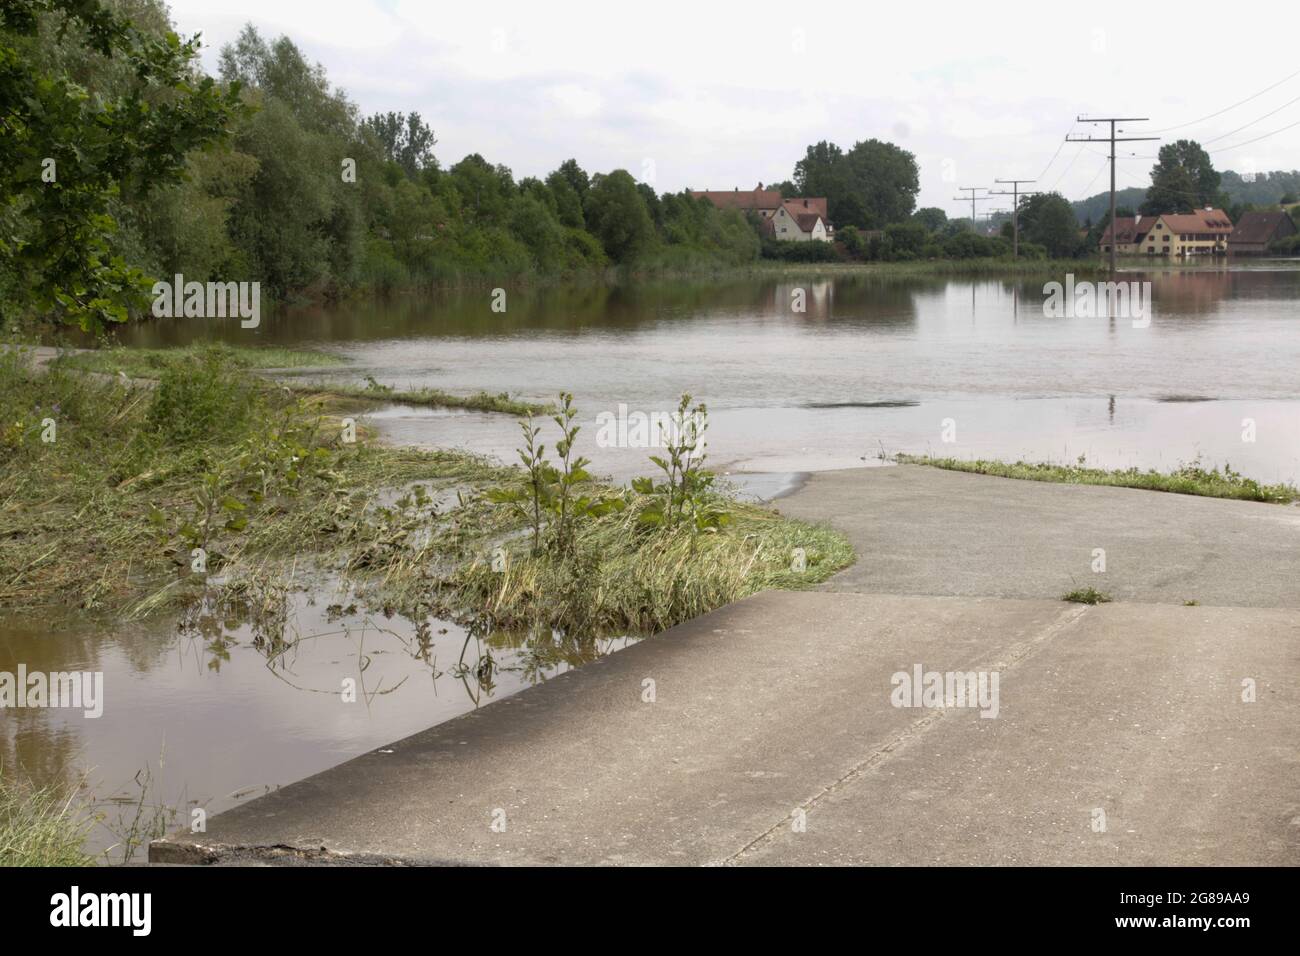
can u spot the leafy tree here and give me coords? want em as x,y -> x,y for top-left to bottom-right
509,194 -> 567,271
362,111 -> 437,177
793,141 -> 849,215
545,170 -> 585,228
1,0 -> 241,330
843,139 -> 919,226
1141,139 -> 1226,215
882,222 -> 929,260
584,170 -> 653,263
1016,193 -> 1081,258
911,207 -> 948,232
447,153 -> 516,226
792,138 -> 919,228
553,158 -> 590,205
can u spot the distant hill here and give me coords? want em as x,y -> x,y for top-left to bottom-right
1070,169 -> 1300,225
1220,169 -> 1300,206
1071,188 -> 1147,227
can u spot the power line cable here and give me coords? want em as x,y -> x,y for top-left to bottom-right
1147,67 -> 1300,134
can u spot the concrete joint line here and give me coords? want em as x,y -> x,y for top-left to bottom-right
719,603 -> 1091,865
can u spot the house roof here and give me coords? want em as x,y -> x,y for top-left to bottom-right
782,197 -> 828,222
689,188 -> 783,211
1229,210 -> 1296,244
1156,208 -> 1233,233
1100,215 -> 1158,244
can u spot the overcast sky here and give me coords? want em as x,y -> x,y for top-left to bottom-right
167,0 -> 1300,218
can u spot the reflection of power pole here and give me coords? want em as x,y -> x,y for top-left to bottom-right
989,180 -> 1039,257
953,187 -> 988,233
1067,118 -> 1158,274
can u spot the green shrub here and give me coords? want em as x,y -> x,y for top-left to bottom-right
147,349 -> 256,445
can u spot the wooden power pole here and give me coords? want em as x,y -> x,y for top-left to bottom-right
989,180 -> 1039,258
953,187 -> 989,233
1067,118 -> 1158,273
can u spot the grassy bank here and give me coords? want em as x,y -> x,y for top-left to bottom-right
0,779 -> 94,867
898,454 -> 1299,504
2,352 -> 851,639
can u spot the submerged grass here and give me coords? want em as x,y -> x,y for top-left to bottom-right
283,378 -> 552,416
0,777 -> 94,867
51,342 -> 344,376
2,351 -> 851,641
897,454 -> 1299,504
51,343 -> 548,416
0,348 -> 511,614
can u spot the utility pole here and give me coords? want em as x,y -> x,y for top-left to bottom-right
953,187 -> 988,233
989,180 -> 1039,258
1067,118 -> 1158,274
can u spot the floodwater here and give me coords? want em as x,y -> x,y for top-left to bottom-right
114,264 -> 1300,484
7,263 -> 1300,860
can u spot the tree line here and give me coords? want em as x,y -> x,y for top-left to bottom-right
1,1 -> 762,333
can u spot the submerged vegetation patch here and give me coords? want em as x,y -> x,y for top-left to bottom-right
1,353 -> 853,643
283,376 -> 553,417
51,344 -> 549,416
50,343 -> 345,377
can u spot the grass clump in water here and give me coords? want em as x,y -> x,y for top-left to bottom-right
448,394 -> 854,635
284,375 -> 552,416
897,454 -> 1298,504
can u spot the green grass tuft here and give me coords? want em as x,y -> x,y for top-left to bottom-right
1063,587 -> 1112,605
897,454 -> 1298,504
0,778 -> 94,867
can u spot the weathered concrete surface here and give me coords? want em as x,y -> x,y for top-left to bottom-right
152,591 -> 1300,866
775,464 -> 1300,608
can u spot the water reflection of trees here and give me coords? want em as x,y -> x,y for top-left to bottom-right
106,274 -> 939,347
